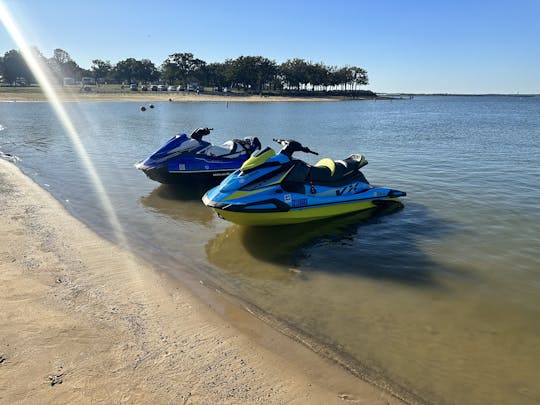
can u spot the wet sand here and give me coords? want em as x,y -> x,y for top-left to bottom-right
0,158 -> 400,404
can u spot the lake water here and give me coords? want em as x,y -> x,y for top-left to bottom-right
1,96 -> 539,404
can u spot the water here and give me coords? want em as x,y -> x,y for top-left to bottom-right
1,96 -> 539,404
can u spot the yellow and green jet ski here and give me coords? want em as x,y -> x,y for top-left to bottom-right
202,139 -> 406,226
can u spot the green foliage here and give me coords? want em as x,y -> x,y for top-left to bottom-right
113,58 -> 159,84
161,52 -> 206,84
225,56 -> 277,93
91,59 -> 112,82
0,46 -> 369,92
280,59 -> 369,90
198,62 -> 228,87
280,58 -> 311,89
160,60 -> 177,85
138,59 -> 160,83
1,49 -> 33,85
53,48 -> 71,65
48,48 -> 86,82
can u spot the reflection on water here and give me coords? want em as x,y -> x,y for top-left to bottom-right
206,202 -> 457,286
205,205 -> 412,290
140,184 -> 214,225
206,205 -> 400,272
218,209 -> 389,265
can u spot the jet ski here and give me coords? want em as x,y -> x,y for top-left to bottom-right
202,138 -> 406,226
135,127 -> 261,185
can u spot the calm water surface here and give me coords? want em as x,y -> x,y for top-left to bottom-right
1,96 -> 539,404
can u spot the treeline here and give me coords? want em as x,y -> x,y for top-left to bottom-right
0,48 -> 368,93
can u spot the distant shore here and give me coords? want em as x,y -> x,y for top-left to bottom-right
0,86 -> 378,103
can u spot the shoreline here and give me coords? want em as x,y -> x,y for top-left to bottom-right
0,158 -> 401,404
0,88 -> 354,103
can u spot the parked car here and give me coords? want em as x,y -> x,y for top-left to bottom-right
141,85 -> 148,91
177,85 -> 185,91
130,83 -> 138,91
167,85 -> 176,92
157,85 -> 167,91
151,85 -> 158,91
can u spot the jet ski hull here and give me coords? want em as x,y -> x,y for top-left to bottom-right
208,198 -> 401,226
136,163 -> 235,185
203,183 -> 405,226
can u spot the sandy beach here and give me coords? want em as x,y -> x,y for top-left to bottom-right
0,87 -> 345,103
0,158 -> 400,403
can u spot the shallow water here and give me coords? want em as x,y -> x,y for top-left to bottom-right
1,96 -> 539,404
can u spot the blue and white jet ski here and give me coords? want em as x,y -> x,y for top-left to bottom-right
135,127 -> 261,185
202,138 -> 406,226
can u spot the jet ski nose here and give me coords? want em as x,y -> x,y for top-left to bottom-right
134,161 -> 147,170
388,189 -> 406,198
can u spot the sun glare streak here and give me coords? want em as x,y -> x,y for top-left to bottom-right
0,2 -> 127,247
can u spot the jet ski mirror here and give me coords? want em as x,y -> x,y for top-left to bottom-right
190,127 -> 214,142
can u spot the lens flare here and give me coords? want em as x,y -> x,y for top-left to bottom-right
0,2 -> 127,247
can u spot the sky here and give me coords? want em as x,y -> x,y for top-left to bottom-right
1,0 -> 539,94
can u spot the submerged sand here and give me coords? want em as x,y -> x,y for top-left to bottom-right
0,159 -> 400,404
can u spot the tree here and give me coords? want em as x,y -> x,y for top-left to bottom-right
227,56 -> 277,93
305,62 -> 329,88
1,49 -> 32,85
198,62 -> 228,88
328,67 -> 350,87
53,48 -> 72,65
91,59 -> 112,83
279,59 -> 368,92
163,52 -> 206,84
63,60 -> 84,80
138,59 -> 159,83
47,48 -> 83,82
113,58 -> 139,83
251,56 -> 278,93
328,66 -> 368,89
113,58 -> 158,84
160,60 -> 177,85
351,66 -> 368,86
279,58 -> 311,90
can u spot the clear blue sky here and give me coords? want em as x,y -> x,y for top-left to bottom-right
1,0 -> 539,94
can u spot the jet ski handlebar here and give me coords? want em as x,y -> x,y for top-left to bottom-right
273,138 -> 319,158
190,127 -> 214,141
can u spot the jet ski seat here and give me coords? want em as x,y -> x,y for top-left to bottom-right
205,138 -> 258,158
310,154 -> 368,184
337,154 -> 368,174
315,158 -> 336,175
205,141 -> 238,157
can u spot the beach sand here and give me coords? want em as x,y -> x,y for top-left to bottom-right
0,159 -> 400,404
0,87 -> 340,103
